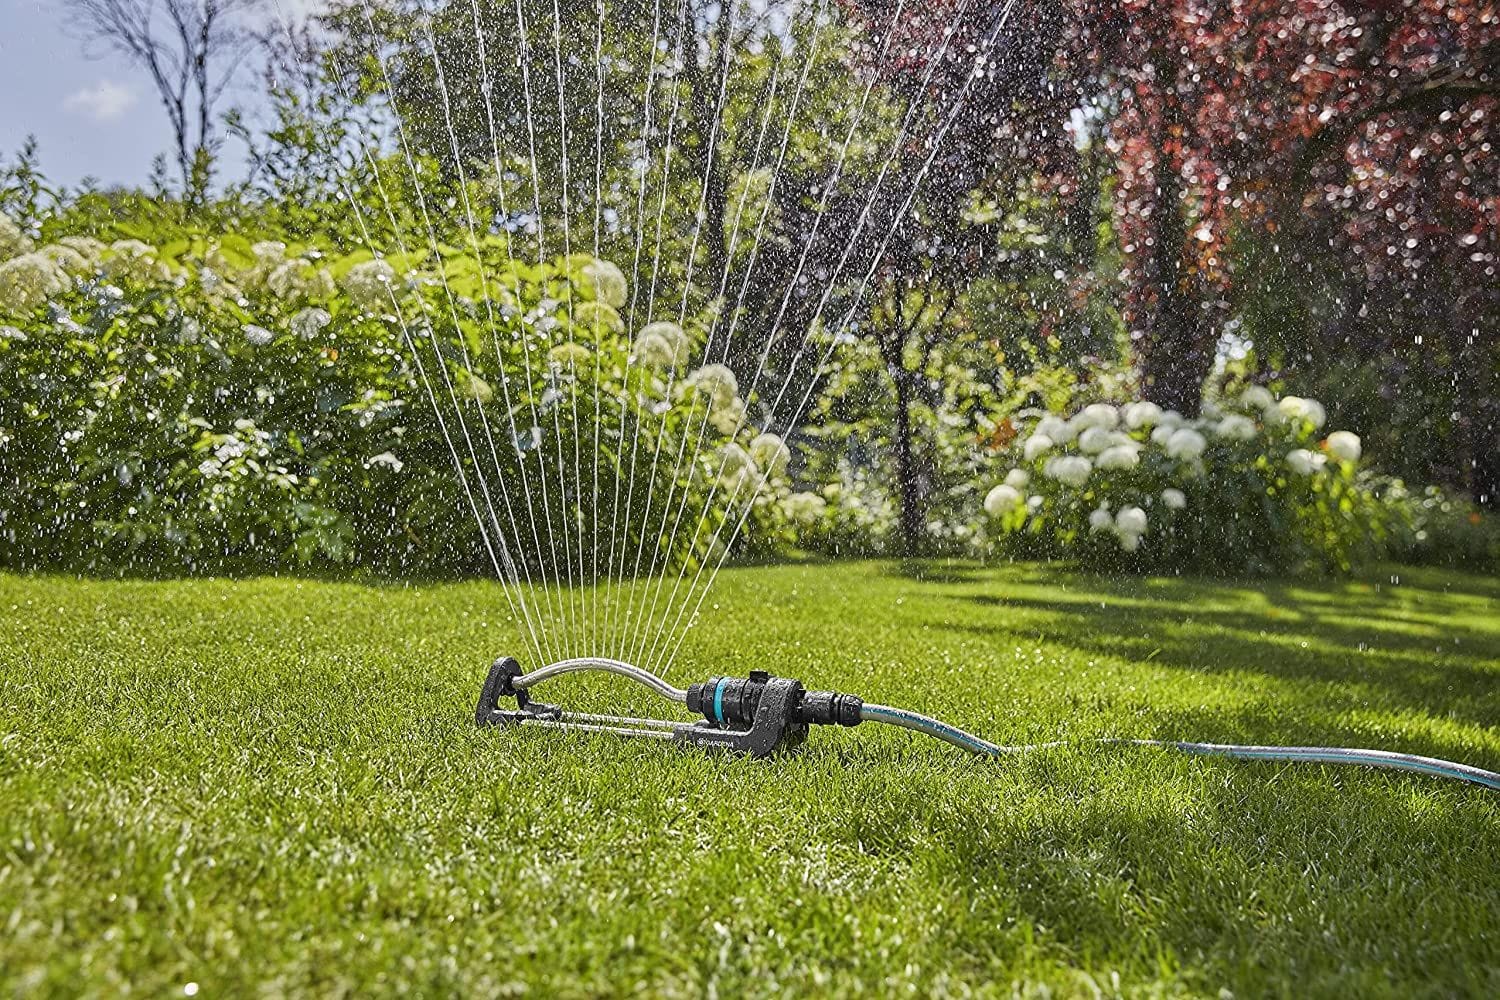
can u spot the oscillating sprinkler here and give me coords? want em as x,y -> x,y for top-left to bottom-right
476,657 -> 862,756
475,656 -> 1500,791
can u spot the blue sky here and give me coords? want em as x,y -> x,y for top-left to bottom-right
1,0 -> 182,188
0,1 -> 321,189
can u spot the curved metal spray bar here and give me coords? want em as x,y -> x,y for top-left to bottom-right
513,657 -> 688,703
498,659 -> 1500,792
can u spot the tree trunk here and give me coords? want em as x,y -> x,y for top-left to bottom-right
887,359 -> 925,557
1136,98 -> 1213,417
1139,301 -> 1213,416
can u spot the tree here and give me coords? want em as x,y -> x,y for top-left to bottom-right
63,0 -> 263,206
1243,63 -> 1498,501
825,0 -> 1103,553
832,0 -> 1498,529
1079,0 -> 1497,417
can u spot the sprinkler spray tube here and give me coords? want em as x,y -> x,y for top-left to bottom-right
475,656 -> 1500,791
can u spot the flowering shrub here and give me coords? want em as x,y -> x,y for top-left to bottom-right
0,213 -> 801,574
982,389 -> 1407,574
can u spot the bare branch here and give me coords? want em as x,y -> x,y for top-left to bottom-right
61,0 -> 263,203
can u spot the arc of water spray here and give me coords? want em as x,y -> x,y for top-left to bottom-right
342,182 -> 548,665
614,0 -> 700,660
352,0 -> 567,658
640,0 -> 975,672
275,0 -> 1014,673
343,17 -> 552,656
626,38 -> 790,667
603,0 -> 756,665
420,13 -> 561,663
651,0 -> 1021,677
270,1 -> 550,665
466,0 -> 563,660
618,0 -> 746,665
588,0 -> 608,657
620,0 -> 834,665
604,0 -> 671,659
355,3 -> 572,662
635,0 -> 914,672
506,0 -> 580,654
544,0 -> 590,658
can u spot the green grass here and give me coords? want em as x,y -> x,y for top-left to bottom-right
2,562 -> 1498,997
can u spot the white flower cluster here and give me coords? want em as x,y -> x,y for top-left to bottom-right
104,240 -> 168,283
1089,503 -> 1149,551
579,258 -> 628,309
781,490 -> 827,524
719,441 -> 758,492
242,323 -> 275,347
290,307 -> 332,341
548,341 -> 592,367
57,236 -> 106,269
342,259 -> 399,311
987,387 -> 1364,553
984,482 -> 1024,516
38,243 -> 90,275
686,362 -> 749,435
710,428 -> 789,498
0,211 -> 34,259
634,320 -> 691,368
194,419 -> 274,486
0,252 -> 68,314
364,451 -> 405,473
266,258 -> 336,303
749,432 -> 790,480
573,300 -> 624,336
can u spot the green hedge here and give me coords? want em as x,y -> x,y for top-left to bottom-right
0,221 -> 801,576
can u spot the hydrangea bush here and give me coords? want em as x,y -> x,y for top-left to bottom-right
0,211 -> 807,574
981,388 -> 1408,574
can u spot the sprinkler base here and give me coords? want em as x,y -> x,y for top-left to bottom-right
474,656 -> 861,757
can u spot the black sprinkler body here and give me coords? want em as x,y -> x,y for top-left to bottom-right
475,656 -> 861,757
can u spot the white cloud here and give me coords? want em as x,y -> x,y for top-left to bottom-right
63,79 -> 138,122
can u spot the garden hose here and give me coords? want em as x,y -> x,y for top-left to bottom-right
478,657 -> 1500,791
856,703 -> 1500,790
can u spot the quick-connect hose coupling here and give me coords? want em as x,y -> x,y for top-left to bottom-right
686,672 -> 772,725
796,689 -> 864,727
684,671 -> 862,728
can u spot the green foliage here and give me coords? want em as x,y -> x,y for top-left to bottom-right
0,222 -> 767,576
1388,487 -> 1500,576
800,306 -> 1007,556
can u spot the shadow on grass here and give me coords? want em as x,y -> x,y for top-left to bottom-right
886,560 -> 997,585
790,737 -> 1499,985
893,565 -> 1500,752
896,559 -> 1500,606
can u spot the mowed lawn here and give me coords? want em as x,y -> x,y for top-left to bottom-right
2,562 -> 1498,997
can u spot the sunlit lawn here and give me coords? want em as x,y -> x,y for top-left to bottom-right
2,562 -> 1497,996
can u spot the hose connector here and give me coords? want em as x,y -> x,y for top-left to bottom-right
684,671 -> 862,728
797,689 -> 864,727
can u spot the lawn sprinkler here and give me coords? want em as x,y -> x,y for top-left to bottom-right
475,656 -> 1500,791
